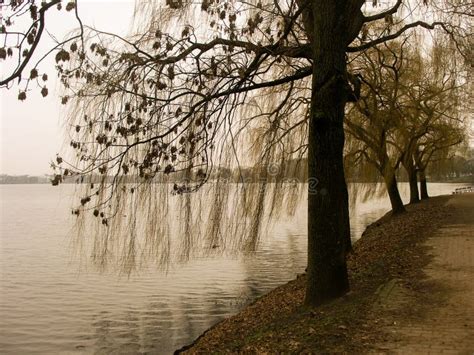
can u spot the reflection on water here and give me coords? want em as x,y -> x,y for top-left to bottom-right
0,183 -> 469,354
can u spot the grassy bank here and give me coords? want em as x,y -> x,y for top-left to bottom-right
177,195 -> 454,353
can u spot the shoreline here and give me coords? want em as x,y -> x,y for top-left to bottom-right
176,194 -> 458,353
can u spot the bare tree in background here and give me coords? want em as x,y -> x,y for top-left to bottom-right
1,0 -> 471,306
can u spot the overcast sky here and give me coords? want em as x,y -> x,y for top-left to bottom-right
0,1 -> 135,176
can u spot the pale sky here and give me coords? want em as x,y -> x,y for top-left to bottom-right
0,1 -> 136,176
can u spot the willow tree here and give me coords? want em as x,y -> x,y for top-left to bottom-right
346,31 -> 467,210
409,38 -> 468,199
1,0 -> 470,306
345,40 -> 411,214
415,124 -> 465,198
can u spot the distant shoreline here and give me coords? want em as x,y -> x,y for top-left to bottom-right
1,177 -> 473,185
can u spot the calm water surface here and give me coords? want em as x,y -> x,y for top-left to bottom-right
0,183 -> 469,354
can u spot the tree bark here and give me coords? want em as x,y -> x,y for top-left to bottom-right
402,153 -> 419,204
383,168 -> 406,214
305,2 -> 359,306
407,167 -> 419,204
419,169 -> 429,199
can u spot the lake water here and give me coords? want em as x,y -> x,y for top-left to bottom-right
0,183 -> 469,354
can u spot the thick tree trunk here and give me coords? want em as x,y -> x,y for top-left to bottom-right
305,4 -> 355,306
383,168 -> 406,214
407,168 -> 419,204
402,154 -> 419,204
419,170 -> 429,199
306,83 -> 350,306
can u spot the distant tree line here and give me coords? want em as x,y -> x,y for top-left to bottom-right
0,174 -> 50,184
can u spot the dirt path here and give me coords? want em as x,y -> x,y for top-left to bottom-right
375,193 -> 474,354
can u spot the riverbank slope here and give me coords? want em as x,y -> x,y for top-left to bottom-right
178,193 -> 474,353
